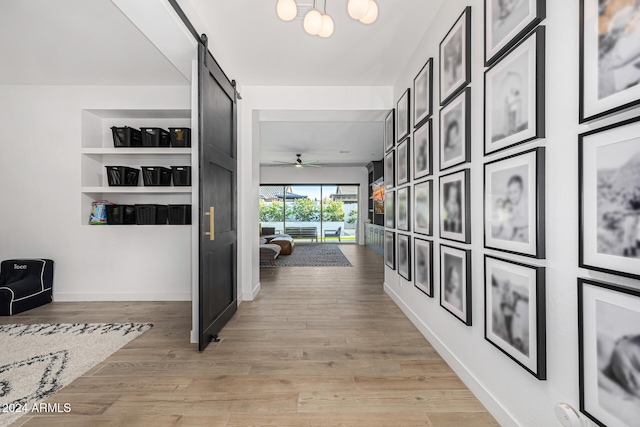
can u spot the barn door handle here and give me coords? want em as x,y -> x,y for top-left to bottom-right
204,206 -> 214,241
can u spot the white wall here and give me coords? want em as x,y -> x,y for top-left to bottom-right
260,166 -> 369,245
385,1 -> 640,426
0,85 -> 192,301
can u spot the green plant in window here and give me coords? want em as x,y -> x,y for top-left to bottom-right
322,199 -> 345,222
259,199 -> 284,221
287,198 -> 320,221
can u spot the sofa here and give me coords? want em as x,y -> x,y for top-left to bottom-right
0,259 -> 54,316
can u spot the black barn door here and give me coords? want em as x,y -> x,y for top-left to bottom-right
198,40 -> 237,351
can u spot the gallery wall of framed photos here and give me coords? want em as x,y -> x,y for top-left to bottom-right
381,0 -> 640,426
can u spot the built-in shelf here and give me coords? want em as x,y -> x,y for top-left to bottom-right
81,148 -> 191,155
82,187 -> 191,194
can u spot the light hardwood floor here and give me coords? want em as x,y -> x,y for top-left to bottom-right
7,244 -> 498,427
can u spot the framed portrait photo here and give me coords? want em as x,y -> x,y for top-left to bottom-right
414,58 -> 433,127
385,231 -> 396,270
414,180 -> 433,236
484,27 -> 545,155
413,120 -> 432,180
440,169 -> 471,244
397,137 -> 410,185
397,186 -> 411,232
485,255 -> 546,380
578,277 -> 640,427
580,0 -> 640,123
414,238 -> 434,297
385,190 -> 395,229
398,234 -> 411,281
440,6 -> 472,105
397,89 -> 410,141
484,147 -> 545,258
384,150 -> 395,190
440,87 -> 471,171
484,0 -> 546,66
385,109 -> 395,152
440,244 -> 472,326
579,117 -> 640,279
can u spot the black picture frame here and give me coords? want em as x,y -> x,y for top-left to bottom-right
484,26 -> 546,156
384,109 -> 395,152
397,186 -> 411,232
484,147 -> 545,258
413,119 -> 433,180
440,87 -> 471,171
397,89 -> 411,142
579,116 -> 640,280
440,6 -> 472,105
579,0 -> 640,123
384,150 -> 395,190
398,233 -> 411,281
385,190 -> 395,229
414,180 -> 433,236
397,137 -> 410,185
414,238 -> 434,297
578,277 -> 640,427
484,0 -> 546,66
440,244 -> 472,326
414,58 -> 433,128
439,169 -> 471,244
484,255 -> 546,380
385,231 -> 396,270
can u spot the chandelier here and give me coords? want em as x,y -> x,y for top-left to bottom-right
276,0 -> 379,38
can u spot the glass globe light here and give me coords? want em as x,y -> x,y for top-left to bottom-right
276,0 -> 297,22
318,14 -> 334,38
347,0 -> 370,20
359,0 -> 378,24
303,9 -> 323,35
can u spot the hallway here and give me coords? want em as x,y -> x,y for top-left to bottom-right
9,245 -> 498,426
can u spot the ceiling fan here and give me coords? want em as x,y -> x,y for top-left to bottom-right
272,154 -> 326,168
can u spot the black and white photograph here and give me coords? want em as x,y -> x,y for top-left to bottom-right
397,186 -> 410,231
398,234 -> 411,281
485,27 -> 545,155
414,180 -> 433,236
484,147 -> 545,258
385,231 -> 396,270
580,0 -> 640,122
440,169 -> 471,243
485,255 -> 546,379
397,89 -> 410,141
385,150 -> 395,190
485,0 -> 545,66
440,6 -> 472,105
414,58 -> 433,127
414,238 -> 434,297
440,244 -> 472,325
579,278 -> 640,426
386,190 -> 395,229
440,88 -> 471,170
579,117 -> 640,279
398,138 -> 410,185
413,120 -> 432,180
385,109 -> 395,152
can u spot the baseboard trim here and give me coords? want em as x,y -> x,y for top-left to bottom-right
54,292 -> 191,302
384,283 -> 518,427
242,282 -> 261,301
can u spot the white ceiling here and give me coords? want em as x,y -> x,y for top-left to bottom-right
0,0 -> 189,85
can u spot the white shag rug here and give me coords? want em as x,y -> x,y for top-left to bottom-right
0,323 -> 152,427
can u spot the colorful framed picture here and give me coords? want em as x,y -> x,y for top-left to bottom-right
414,58 -> 433,127
484,27 -> 545,155
384,150 -> 395,190
397,186 -> 410,232
385,231 -> 396,270
385,109 -> 395,152
414,180 -> 433,236
440,244 -> 472,326
440,169 -> 471,244
580,0 -> 640,122
578,277 -> 640,426
440,87 -> 471,171
414,238 -> 434,297
579,116 -> 640,279
397,137 -> 410,185
413,120 -> 432,180
398,234 -> 411,281
484,147 -> 545,258
385,190 -> 395,229
484,0 -> 546,66
397,89 -> 410,141
440,6 -> 472,105
485,255 -> 546,380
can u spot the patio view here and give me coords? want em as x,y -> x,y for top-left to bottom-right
259,185 -> 359,243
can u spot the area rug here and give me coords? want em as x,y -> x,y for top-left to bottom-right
0,323 -> 152,427
262,244 -> 352,267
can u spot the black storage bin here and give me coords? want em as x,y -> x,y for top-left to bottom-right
140,127 -> 170,147
169,128 -> 191,147
106,205 -> 136,225
106,166 -> 140,186
168,204 -> 192,225
111,126 -> 142,147
171,166 -> 191,186
141,166 -> 172,186
135,204 -> 168,225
